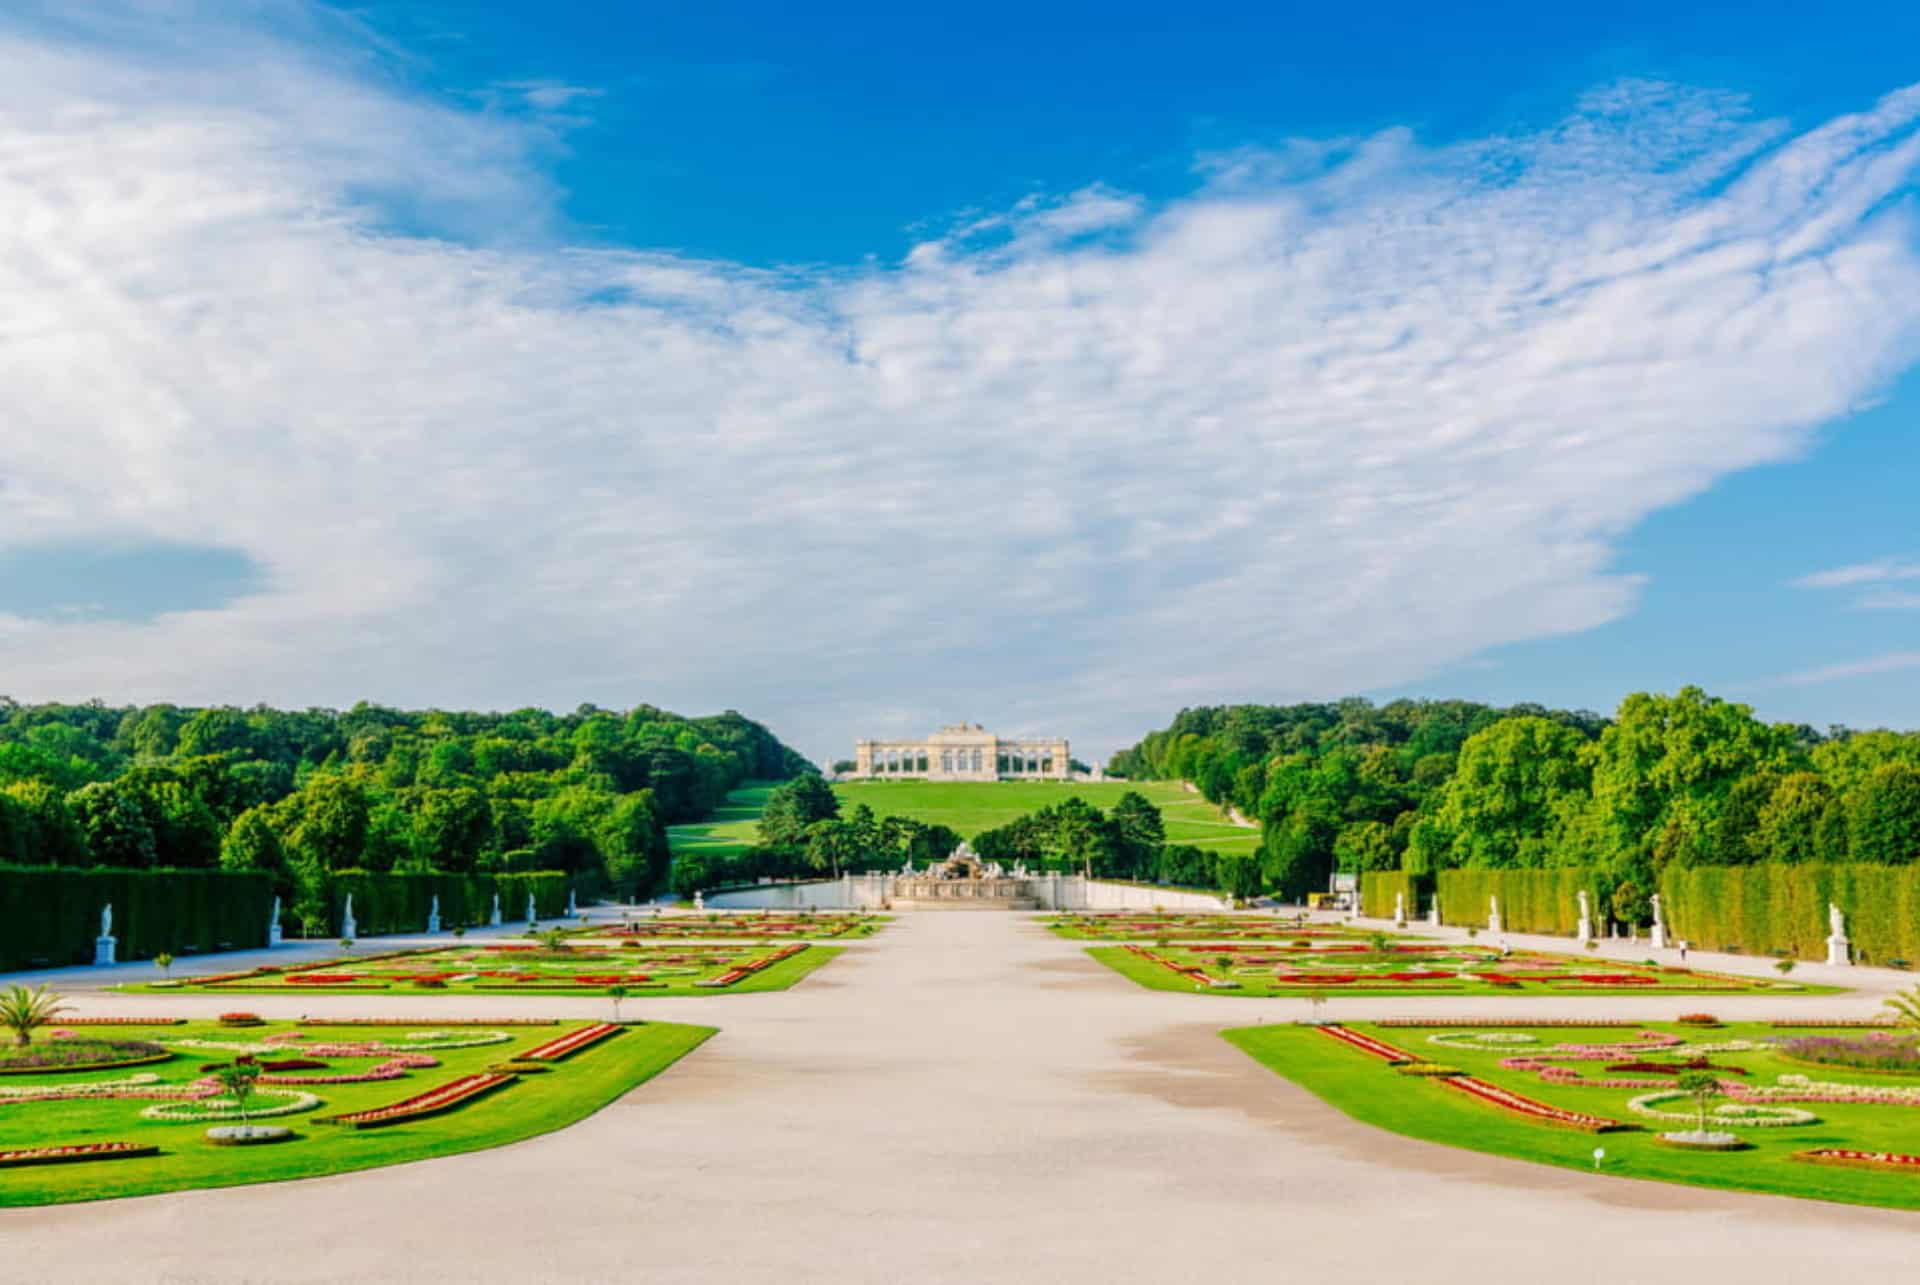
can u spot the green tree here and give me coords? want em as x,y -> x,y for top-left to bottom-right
1845,763 -> 1920,865
1434,716 -> 1591,868
1755,772 -> 1838,864
67,780 -> 158,868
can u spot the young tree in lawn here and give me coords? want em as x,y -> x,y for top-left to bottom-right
0,985 -> 69,1047
216,1058 -> 263,1127
1676,1070 -> 1723,1136
154,952 -> 175,982
608,985 -> 628,1024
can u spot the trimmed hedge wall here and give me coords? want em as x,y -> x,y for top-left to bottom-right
1659,864 -> 1920,965
1360,871 -> 1427,919
1436,868 -> 1603,936
323,871 -> 571,938
0,866 -> 274,971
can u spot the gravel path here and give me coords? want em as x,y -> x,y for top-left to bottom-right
5,912 -> 1917,1283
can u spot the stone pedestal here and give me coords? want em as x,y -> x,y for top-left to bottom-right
1576,914 -> 1593,946
93,935 -> 117,967
268,919 -> 283,948
1392,893 -> 1407,929
1827,935 -> 1852,967
489,898 -> 503,927
1650,922 -> 1668,950
1427,905 -> 1440,928
427,908 -> 441,934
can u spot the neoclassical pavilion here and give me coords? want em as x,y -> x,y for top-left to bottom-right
854,724 -> 1070,780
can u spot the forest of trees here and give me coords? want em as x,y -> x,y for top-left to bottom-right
1109,688 -> 1920,918
0,698 -> 809,922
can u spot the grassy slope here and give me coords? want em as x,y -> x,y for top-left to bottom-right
832,780 -> 1260,856
0,1019 -> 714,1207
666,781 -> 779,863
124,945 -> 843,998
1225,1021 -> 1920,1210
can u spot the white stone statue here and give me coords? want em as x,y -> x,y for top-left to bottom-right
567,888 -> 579,917
1649,892 -> 1667,950
94,903 -> 117,966
526,892 -> 537,925
341,894 -> 357,940
1487,895 -> 1502,934
1393,892 -> 1407,927
427,894 -> 441,935
693,891 -> 705,912
1576,889 -> 1594,945
1826,902 -> 1852,966
268,895 -> 284,947
489,892 -> 503,927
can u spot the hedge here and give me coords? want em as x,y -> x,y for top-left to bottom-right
322,871 -> 571,939
1435,868 -> 1603,936
1659,864 -> 1920,965
1360,871 -> 1428,918
0,866 -> 274,971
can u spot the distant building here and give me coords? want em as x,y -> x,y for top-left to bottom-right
853,723 -> 1070,781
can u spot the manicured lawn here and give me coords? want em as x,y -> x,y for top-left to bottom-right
0,1017 -> 713,1206
667,780 -> 780,863
1089,940 -> 1835,997
123,940 -> 843,997
1227,1019 -> 1920,1209
832,779 -> 1260,856
1046,913 -> 1380,941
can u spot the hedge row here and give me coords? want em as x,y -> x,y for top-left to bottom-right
0,866 -> 274,971
1360,871 -> 1427,919
0,867 -> 575,971
324,871 -> 570,938
1659,864 -> 1920,965
1435,868 -> 1604,936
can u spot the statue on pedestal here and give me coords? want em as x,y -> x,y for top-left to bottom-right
1826,902 -> 1852,967
94,903 -> 118,966
426,894 -> 441,935
268,895 -> 284,947
489,892 -> 503,926
340,894 -> 357,941
1649,892 -> 1668,950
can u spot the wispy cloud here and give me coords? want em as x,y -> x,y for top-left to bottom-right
1793,558 -> 1920,589
3,7 -> 1920,757
1770,652 -> 1920,688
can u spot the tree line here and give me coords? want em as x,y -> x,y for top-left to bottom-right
0,699 -> 810,922
1110,688 -> 1920,920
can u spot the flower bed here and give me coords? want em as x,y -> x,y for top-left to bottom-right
1778,1035 -> 1920,1073
1795,1148 -> 1920,1171
0,1039 -> 171,1075
0,1141 -> 158,1168
295,1018 -> 558,1026
319,1072 -> 516,1129
1375,1019 -> 1638,1029
1313,1025 -> 1416,1062
1441,1076 -> 1630,1132
518,1024 -> 625,1063
40,1017 -> 185,1027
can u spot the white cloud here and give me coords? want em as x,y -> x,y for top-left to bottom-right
1771,652 -> 1920,688
1793,558 -> 1920,589
2,7 -> 1920,761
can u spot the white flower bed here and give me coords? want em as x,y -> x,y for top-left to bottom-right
142,1087 -> 321,1123
1627,1092 -> 1816,1127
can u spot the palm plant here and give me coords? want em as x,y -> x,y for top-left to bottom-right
1,984 -> 69,1048
1884,984 -> 1920,1032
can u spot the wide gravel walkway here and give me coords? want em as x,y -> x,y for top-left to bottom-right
4,912 -> 1918,1283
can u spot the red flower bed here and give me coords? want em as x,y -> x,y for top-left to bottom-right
1314,1025 -> 1416,1062
1439,1076 -> 1628,1132
43,1017 -> 186,1027
1384,971 -> 1456,982
1377,1019 -> 1638,1028
289,974 -> 362,984
321,1072 -> 516,1128
0,1141 -> 158,1168
1570,974 -> 1659,985
1276,973 -> 1358,984
1796,1148 -> 1920,1171
519,1023 -> 625,1062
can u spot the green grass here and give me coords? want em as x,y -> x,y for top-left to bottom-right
0,1018 -> 713,1206
832,780 -> 1260,856
667,780 -> 780,862
1226,1020 -> 1920,1209
1087,943 -> 1835,997
122,942 -> 843,998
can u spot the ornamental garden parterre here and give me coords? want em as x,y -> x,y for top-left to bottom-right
0,1016 -> 714,1206
126,939 -> 839,997
1226,1016 -> 1920,1210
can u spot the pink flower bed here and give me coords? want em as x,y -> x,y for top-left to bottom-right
1796,1148 -> 1920,1170
0,1141 -> 158,1167
1314,1025 -> 1416,1062
1440,1076 -> 1628,1132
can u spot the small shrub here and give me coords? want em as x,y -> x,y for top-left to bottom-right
1676,1013 -> 1720,1027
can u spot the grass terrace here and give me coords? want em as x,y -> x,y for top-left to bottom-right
665,780 -> 780,863
0,1016 -> 712,1206
1229,1018 -> 1920,1210
1089,937 -> 1835,997
831,780 -> 1261,857
124,939 -> 841,997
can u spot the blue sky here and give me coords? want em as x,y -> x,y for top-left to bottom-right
1,1 -> 1919,761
